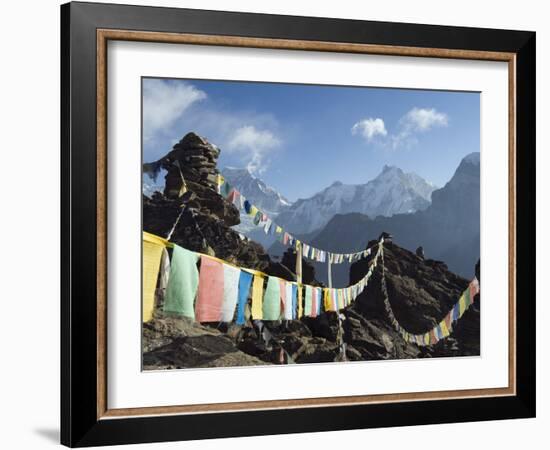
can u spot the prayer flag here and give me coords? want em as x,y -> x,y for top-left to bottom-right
284,282 -> 293,320
221,265 -> 241,322
253,211 -> 262,225
459,294 -> 467,316
251,274 -> 264,320
444,312 -> 452,331
220,181 -> 231,198
324,288 -> 331,312
440,320 -> 450,337
304,285 -> 313,317
236,270 -> 253,325
163,244 -> 200,320
291,284 -> 298,319
279,279 -> 287,315
142,238 -> 164,322
263,276 -> 281,320
424,333 -> 430,346
298,284 -> 304,318
452,303 -> 460,321
195,256 -> 225,322
310,287 -> 318,318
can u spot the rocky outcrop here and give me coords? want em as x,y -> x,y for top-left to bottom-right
346,239 -> 479,359
143,314 -> 268,369
143,132 -> 288,273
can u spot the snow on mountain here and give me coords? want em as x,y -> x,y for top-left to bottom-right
222,167 -> 291,213
222,167 -> 291,248
309,151 -> 481,280
276,165 -> 437,234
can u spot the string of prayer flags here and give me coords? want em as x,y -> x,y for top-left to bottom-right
382,255 -> 481,347
164,244 -> 200,320
216,180 -> 380,266
144,231 -> 383,326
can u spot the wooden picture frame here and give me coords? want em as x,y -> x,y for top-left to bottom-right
61,1 -> 535,447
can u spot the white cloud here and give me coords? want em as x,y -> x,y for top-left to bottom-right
351,108 -> 448,149
401,107 -> 448,132
226,125 -> 281,174
351,118 -> 388,141
143,79 -> 206,141
388,107 -> 448,149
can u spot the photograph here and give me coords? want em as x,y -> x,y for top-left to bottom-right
55,1 -> 536,446
141,78 -> 481,370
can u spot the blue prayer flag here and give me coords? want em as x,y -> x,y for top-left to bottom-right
236,271 -> 253,325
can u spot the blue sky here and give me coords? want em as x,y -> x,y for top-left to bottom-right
143,78 -> 479,201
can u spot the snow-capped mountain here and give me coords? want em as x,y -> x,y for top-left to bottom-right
222,167 -> 291,213
275,166 -> 437,234
309,152 -> 480,281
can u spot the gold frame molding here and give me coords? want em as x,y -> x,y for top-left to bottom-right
96,29 -> 516,420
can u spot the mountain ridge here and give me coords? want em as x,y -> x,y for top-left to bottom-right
275,165 -> 437,234
310,152 -> 480,281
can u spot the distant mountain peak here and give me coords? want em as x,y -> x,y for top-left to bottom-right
381,164 -> 401,174
276,166 -> 437,234
462,152 -> 480,165
221,166 -> 291,212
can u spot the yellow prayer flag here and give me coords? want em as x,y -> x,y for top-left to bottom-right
424,333 -> 430,346
251,274 -> 264,319
142,239 -> 164,322
440,320 -> 450,337
276,225 -> 283,234
249,205 -> 258,217
323,288 -> 331,312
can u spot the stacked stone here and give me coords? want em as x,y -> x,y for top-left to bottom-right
161,132 -> 221,197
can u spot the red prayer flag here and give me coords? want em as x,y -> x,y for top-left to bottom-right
444,312 -> 452,331
195,256 -> 225,322
310,288 -> 317,318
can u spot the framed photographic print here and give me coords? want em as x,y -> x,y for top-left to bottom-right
61,1 -> 536,447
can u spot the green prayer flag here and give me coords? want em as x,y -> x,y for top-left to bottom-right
262,276 -> 281,320
304,285 -> 313,316
164,245 -> 200,319
464,286 -> 472,307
